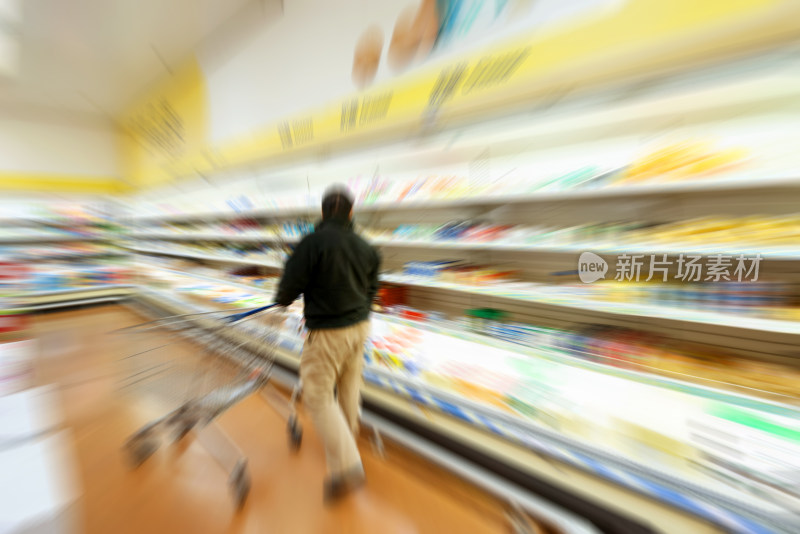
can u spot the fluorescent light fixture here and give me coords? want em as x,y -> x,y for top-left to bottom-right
0,0 -> 19,78
0,0 -> 21,25
0,31 -> 18,77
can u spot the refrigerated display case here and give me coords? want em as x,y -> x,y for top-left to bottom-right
127,235 -> 800,533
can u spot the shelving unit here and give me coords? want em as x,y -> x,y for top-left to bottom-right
0,203 -> 132,310
135,262 -> 273,294
128,233 -> 279,243
124,231 -> 797,260
379,275 -> 800,336
112,49 -> 800,534
0,235 -> 110,244
12,285 -> 136,312
124,214 -> 800,338
130,282 -> 799,534
126,227 -> 800,525
129,172 -> 800,225
125,245 -> 283,269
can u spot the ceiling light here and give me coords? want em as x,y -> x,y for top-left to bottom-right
0,32 -> 18,77
0,0 -> 20,25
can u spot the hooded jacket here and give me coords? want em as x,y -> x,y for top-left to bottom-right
275,217 -> 380,329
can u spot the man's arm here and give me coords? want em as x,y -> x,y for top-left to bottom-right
275,238 -> 315,306
367,247 -> 381,306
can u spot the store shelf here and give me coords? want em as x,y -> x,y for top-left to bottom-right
355,175 -> 800,213
131,174 -> 800,223
379,274 -> 800,336
135,253 -> 800,338
133,205 -> 317,224
16,285 -> 134,298
132,287 -> 799,534
127,232 -> 291,243
377,314 -> 800,412
0,235 -> 109,244
137,262 -> 274,295
126,231 -> 797,260
125,246 -> 283,269
369,238 -> 798,260
133,262 -> 797,410
11,285 -> 135,312
18,296 -> 130,312
0,216 -> 114,227
9,252 -> 127,262
127,290 -> 615,534
134,256 -> 800,412
361,367 -> 792,534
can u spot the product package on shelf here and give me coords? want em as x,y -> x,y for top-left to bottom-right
385,259 -> 800,323
361,214 -> 800,258
0,339 -> 36,396
376,304 -> 800,402
341,136 -> 761,209
0,261 -> 30,296
365,312 -> 800,514
131,218 -> 315,243
137,254 -> 800,517
620,140 -> 750,184
0,260 -> 34,393
1,243 -> 121,261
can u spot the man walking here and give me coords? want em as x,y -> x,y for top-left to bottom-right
275,185 -> 380,502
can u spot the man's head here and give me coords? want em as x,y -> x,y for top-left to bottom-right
321,184 -> 354,221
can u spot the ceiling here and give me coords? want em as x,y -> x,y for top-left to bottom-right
0,0 -> 280,121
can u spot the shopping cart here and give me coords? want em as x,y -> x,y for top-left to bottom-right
115,302 -> 303,509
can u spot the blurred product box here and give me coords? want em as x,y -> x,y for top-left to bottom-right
0,431 -> 80,534
0,340 -> 36,396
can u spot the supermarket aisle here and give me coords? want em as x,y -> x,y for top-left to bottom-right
31,305 -> 528,534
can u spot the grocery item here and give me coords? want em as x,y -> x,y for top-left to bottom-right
465,308 -> 508,334
621,140 -> 750,183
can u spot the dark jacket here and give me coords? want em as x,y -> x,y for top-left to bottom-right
275,217 -> 380,330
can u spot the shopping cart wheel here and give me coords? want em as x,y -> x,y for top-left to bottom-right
172,422 -> 194,443
507,503 -> 542,534
371,427 -> 385,458
126,437 -> 158,468
287,416 -> 303,451
166,404 -> 198,443
229,460 -> 251,510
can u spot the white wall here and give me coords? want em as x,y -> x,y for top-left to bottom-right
197,0 -> 623,147
199,0 -> 407,146
0,110 -> 119,177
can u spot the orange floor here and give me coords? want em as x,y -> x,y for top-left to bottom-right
30,305 -> 541,534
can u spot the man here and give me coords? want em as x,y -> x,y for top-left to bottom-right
275,185 -> 380,502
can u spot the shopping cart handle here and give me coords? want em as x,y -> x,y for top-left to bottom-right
226,303 -> 280,323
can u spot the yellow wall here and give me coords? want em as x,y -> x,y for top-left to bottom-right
118,59 -> 208,188
0,113 -> 122,195
0,172 -> 126,195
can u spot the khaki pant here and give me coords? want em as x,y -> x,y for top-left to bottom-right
300,320 -> 370,477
